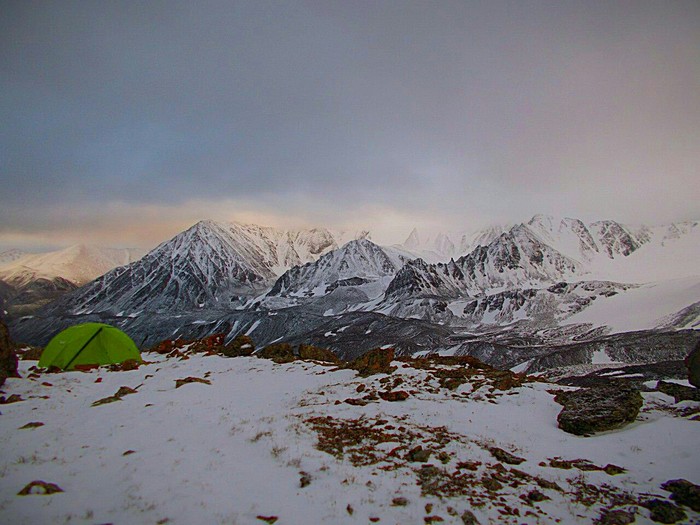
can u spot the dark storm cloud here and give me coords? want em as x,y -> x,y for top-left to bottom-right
1,1 -> 699,248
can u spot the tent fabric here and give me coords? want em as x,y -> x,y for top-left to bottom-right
38,323 -> 141,370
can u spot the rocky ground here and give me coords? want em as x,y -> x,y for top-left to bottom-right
0,341 -> 698,524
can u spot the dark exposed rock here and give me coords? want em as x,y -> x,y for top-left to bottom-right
19,422 -> 44,429
379,390 -> 409,402
297,344 -> 338,363
488,447 -> 525,465
407,446 -> 431,463
661,479 -> 700,511
686,341 -> 700,388
525,489 -> 549,502
174,376 -> 211,388
481,478 -> 503,492
595,509 -> 636,525
257,343 -> 296,363
0,320 -> 19,387
345,347 -> 396,377
644,499 -> 687,523
460,510 -> 480,525
656,381 -> 700,403
108,359 -> 140,372
555,385 -> 643,435
0,394 -> 23,404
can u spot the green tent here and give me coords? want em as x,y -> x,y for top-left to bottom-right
39,323 -> 141,370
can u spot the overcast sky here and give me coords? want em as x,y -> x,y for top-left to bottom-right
2,1 -> 699,250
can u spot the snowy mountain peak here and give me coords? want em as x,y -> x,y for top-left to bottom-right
404,228 -> 421,249
0,244 -> 142,287
265,238 -> 407,302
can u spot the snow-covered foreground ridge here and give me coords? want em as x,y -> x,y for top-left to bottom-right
1,353 -> 698,525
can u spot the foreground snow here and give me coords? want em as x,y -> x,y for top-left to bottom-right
1,355 -> 698,524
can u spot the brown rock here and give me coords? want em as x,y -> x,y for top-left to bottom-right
407,446 -> 431,462
17,480 -> 64,495
379,390 -> 409,402
174,376 -> 211,388
488,447 -> 525,465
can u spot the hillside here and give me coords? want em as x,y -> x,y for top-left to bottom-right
1,350 -> 698,524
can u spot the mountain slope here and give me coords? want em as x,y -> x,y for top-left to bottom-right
397,224 -> 511,262
386,224 -> 582,301
0,244 -> 142,287
34,220 -> 365,315
264,239 -> 407,306
0,245 -> 141,318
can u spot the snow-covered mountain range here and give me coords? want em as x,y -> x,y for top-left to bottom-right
7,215 -> 700,372
0,244 -> 142,287
0,245 -> 143,317
26,221 -> 369,315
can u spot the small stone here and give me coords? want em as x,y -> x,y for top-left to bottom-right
379,390 -> 409,402
526,489 -> 549,502
115,386 -> 138,397
456,460 -> 481,471
256,516 -> 278,524
482,478 -> 503,492
174,376 -> 211,388
407,446 -> 431,463
604,464 -> 626,475
299,472 -> 311,488
392,497 -> 409,506
343,398 -> 368,406
19,421 -> 44,429
425,503 -> 433,513
18,480 -> 64,495
0,394 -> 23,404
488,447 -> 525,465
461,510 -> 480,525
122,450 -> 136,456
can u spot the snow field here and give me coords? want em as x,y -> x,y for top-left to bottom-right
0,354 -> 698,524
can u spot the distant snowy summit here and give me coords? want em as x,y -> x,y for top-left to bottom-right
0,245 -> 143,317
